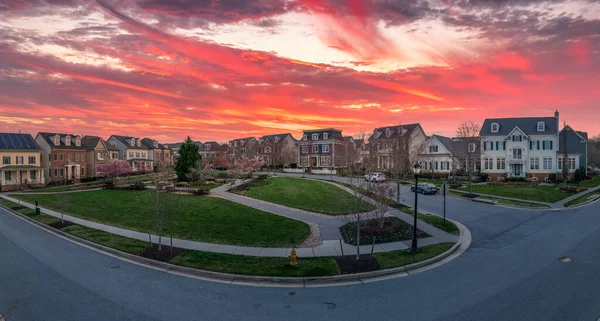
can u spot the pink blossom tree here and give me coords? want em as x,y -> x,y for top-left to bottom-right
234,156 -> 264,175
98,160 -> 132,183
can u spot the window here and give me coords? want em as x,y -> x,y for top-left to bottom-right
135,152 -> 140,158
75,153 -> 79,161
129,152 -> 134,158
54,135 -> 60,145
4,171 -> 11,181
16,156 -> 24,164
265,147 -> 272,153
205,144 -> 211,151
497,157 -> 506,170
537,122 -> 545,132
300,157 -> 309,167
65,136 -> 71,146
275,136 -> 280,143
98,152 -> 104,160
68,154 -> 73,161
59,154 -> 64,161
54,168 -> 58,177
81,168 -> 85,176
429,145 -> 438,153
491,123 -> 499,133
543,157 -> 552,170
303,134 -> 307,141
28,156 -> 36,164
54,154 -> 58,161
301,145 -> 308,153
311,145 -> 319,153
142,153 -> 146,158
569,157 -> 576,170
2,156 -> 10,165
60,168 -> 64,177
385,128 -> 392,138
513,148 -> 522,159
322,145 -> 330,153
543,140 -> 553,150
530,157 -> 540,170
320,156 -> 331,166
323,133 -> 329,140
484,158 -> 493,170
512,135 -> 522,142
312,133 -> 319,140
30,170 -> 37,180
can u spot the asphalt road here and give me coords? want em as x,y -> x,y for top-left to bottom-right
2,179 -> 600,320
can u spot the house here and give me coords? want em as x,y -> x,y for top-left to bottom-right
81,136 -> 120,177
141,138 -> 172,170
200,141 -> 228,166
256,133 -> 298,167
367,123 -> 428,171
0,133 -> 45,191
418,134 -> 481,176
227,137 -> 258,163
298,128 -> 349,172
558,125 -> 588,178
36,132 -> 88,183
107,135 -> 152,172
351,138 -> 368,168
164,143 -> 182,161
480,111 -> 560,181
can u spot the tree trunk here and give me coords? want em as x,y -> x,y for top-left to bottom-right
355,220 -> 361,260
396,177 -> 401,203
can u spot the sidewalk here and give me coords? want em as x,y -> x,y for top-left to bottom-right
553,185 -> 600,208
0,194 -> 458,258
449,189 -> 553,207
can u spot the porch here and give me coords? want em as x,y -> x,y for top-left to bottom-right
0,165 -> 46,191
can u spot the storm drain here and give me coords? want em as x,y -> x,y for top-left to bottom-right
558,256 -> 573,263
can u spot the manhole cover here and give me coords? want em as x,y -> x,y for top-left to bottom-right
558,256 -> 573,263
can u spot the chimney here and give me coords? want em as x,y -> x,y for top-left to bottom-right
555,110 -> 560,133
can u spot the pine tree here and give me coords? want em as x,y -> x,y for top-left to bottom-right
175,136 -> 200,181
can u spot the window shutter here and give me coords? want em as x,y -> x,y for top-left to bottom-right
495,142 -> 498,150
542,141 -> 546,150
549,141 -> 553,150
530,141 -> 533,150
484,142 -> 487,151
537,141 -> 540,150
503,141 -> 506,150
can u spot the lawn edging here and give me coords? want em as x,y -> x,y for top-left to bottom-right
0,202 -> 470,287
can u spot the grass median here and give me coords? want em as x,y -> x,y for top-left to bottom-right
374,242 -> 455,269
449,191 -> 551,209
564,191 -> 600,207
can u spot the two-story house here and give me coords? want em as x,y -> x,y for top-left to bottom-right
141,138 -> 172,170
164,143 -> 182,162
227,137 -> 258,164
298,128 -> 348,172
418,134 -> 481,176
256,133 -> 298,167
0,133 -> 45,191
200,141 -> 228,166
480,112 -> 560,181
367,123 -> 427,171
36,132 -> 88,183
81,136 -> 120,177
107,135 -> 152,172
558,125 -> 588,179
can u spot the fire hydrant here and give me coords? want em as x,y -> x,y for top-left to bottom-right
289,248 -> 297,266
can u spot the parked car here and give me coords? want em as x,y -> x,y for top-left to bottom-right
411,182 -> 439,195
364,172 -> 386,182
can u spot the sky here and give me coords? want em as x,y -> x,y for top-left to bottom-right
1,0 -> 599,143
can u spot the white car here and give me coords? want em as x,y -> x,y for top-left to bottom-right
364,172 -> 386,182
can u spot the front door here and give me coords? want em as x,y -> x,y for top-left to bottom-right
513,164 -> 522,176
310,157 -> 318,167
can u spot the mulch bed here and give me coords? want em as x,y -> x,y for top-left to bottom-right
340,217 -> 430,246
10,206 -> 27,211
49,221 -> 77,230
460,193 -> 479,198
335,255 -> 380,274
140,244 -> 184,262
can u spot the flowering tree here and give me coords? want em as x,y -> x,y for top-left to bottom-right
235,156 -> 264,174
213,155 -> 230,170
98,160 -> 132,183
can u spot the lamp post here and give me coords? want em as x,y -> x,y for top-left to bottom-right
409,162 -> 421,253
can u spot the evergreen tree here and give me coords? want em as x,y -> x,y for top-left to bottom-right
175,136 -> 200,181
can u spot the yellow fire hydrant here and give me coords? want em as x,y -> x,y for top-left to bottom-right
289,248 -> 298,266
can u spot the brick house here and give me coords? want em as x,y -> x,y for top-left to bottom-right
81,136 -> 120,177
367,123 -> 428,171
200,141 -> 228,166
227,137 -> 258,164
107,135 -> 153,172
298,128 -> 349,172
141,138 -> 172,170
0,133 -> 45,191
256,133 -> 298,167
36,132 -> 88,183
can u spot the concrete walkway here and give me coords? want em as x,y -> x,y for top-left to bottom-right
553,185 -> 600,207
0,193 -> 458,258
449,189 -> 553,207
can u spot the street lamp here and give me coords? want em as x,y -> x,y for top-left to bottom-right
409,162 -> 421,253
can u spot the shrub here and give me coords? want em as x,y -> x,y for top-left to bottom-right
506,177 -> 526,183
549,173 -> 557,183
176,182 -> 190,187
480,173 -> 489,182
192,189 -> 210,196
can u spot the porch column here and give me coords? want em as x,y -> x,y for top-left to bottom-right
40,169 -> 45,184
0,170 -> 4,185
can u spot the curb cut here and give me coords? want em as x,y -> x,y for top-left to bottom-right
0,204 -> 471,288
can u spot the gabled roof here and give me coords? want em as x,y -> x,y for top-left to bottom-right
38,132 -> 86,150
200,141 -> 227,152
303,128 -> 342,133
0,133 -> 40,150
229,137 -> 256,147
480,116 -> 557,136
110,135 -> 149,150
504,126 -> 530,140
369,123 -> 421,141
421,134 -> 481,157
81,136 -> 119,151
141,138 -> 168,150
258,133 -> 295,145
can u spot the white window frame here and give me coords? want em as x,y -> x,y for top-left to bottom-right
301,145 -> 308,153
468,143 -> 476,153
323,133 -> 329,140
537,122 -> 545,132
28,156 -> 36,164
312,133 -> 319,140
320,156 -> 331,166
491,123 -> 499,133
484,158 -> 493,170
569,157 -> 576,170
311,145 -> 319,153
303,134 -> 307,141
205,144 -> 211,151
497,157 -> 506,170
530,157 -> 540,170
543,157 -> 552,170
16,156 -> 24,165
322,145 -> 330,153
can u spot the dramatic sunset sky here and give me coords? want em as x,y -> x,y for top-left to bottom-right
1,0 -> 599,143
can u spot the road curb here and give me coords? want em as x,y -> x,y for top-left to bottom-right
0,204 -> 471,288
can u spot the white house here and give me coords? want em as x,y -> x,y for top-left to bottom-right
480,111 -> 560,181
418,134 -> 481,176
107,135 -> 153,172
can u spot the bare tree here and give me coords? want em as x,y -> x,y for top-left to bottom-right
11,171 -> 24,206
370,181 -> 394,228
56,178 -> 70,224
144,165 -> 178,251
562,122 -> 569,186
589,135 -> 600,173
456,122 -> 481,194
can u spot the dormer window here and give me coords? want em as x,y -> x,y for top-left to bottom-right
323,133 -> 329,140
137,139 -> 141,147
65,135 -> 71,146
491,123 -> 499,133
468,143 -> 476,152
312,133 -> 319,140
537,121 -> 545,132
205,144 -> 211,151
131,138 -> 135,146
303,134 -> 307,141
275,136 -> 280,143
54,134 -> 60,146
75,136 -> 81,147
385,128 -> 392,138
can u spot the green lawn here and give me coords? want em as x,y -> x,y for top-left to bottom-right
0,198 -> 62,225
62,225 -> 149,255
458,184 -> 569,203
564,191 -> 600,207
449,191 -> 551,209
15,190 -> 310,247
578,177 -> 600,188
417,214 -> 460,235
374,242 -> 455,269
171,250 -> 340,277
24,181 -> 107,193
242,177 -> 375,215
